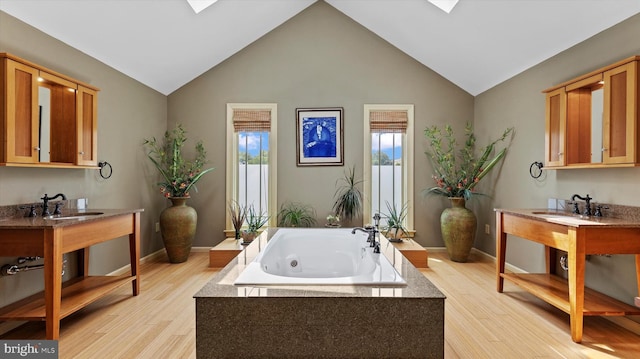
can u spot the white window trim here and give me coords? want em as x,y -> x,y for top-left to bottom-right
226,103 -> 278,229
363,104 -> 414,230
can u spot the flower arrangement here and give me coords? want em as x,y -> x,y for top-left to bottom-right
326,214 -> 340,227
424,122 -> 513,200
144,124 -> 214,198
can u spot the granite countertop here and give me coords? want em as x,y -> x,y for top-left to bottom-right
0,208 -> 144,229
194,228 -> 446,299
495,208 -> 640,228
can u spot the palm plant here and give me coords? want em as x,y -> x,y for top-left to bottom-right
332,165 -> 364,222
277,202 -> 317,227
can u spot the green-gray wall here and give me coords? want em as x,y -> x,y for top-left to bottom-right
475,12 -> 640,308
1,0 -> 639,326
167,1 -> 473,247
0,11 -> 167,311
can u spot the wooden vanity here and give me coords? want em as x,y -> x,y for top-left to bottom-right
495,209 -> 640,343
0,209 -> 142,339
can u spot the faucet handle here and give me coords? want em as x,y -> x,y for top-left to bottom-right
594,205 -> 609,217
54,202 -> 64,215
569,201 -> 580,214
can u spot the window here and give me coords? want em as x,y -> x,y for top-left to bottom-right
363,104 -> 414,231
226,104 -> 277,232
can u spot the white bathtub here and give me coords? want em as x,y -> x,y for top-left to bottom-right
233,228 -> 406,286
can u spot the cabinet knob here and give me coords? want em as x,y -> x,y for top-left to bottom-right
558,152 -> 563,156
79,151 -> 85,155
34,147 -> 41,151
601,148 -> 608,152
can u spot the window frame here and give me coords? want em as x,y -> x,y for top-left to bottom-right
226,103 -> 278,231
363,104 -> 414,231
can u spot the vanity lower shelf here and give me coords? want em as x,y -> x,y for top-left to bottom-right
501,273 -> 640,316
0,275 -> 134,321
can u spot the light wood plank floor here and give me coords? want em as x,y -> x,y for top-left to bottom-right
2,250 -> 639,358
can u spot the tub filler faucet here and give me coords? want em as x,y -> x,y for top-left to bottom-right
352,224 -> 380,254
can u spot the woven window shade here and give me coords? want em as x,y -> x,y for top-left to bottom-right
232,109 -> 271,132
369,110 -> 408,133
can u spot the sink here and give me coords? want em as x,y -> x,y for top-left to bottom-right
531,211 -> 572,216
46,212 -> 104,220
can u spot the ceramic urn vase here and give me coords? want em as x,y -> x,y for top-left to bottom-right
440,197 -> 477,262
159,197 -> 197,263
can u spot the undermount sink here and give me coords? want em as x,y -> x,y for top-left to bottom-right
531,211 -> 572,216
46,212 -> 104,220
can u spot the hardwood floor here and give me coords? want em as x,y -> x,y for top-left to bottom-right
2,250 -> 639,358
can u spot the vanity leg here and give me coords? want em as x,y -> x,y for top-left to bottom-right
635,254 -> 640,298
129,212 -> 140,296
77,247 -> 90,277
44,228 -> 63,340
567,228 -> 586,343
496,212 -> 506,293
545,246 -> 557,275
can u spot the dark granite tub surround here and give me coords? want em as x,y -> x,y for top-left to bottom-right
195,228 -> 446,359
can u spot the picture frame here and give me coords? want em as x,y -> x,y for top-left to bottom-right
296,107 -> 344,166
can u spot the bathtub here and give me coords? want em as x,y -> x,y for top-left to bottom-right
233,228 -> 406,286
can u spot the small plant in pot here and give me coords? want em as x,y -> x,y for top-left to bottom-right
228,200 -> 245,240
242,204 -> 269,245
325,214 -> 341,228
332,165 -> 364,225
382,201 -> 408,242
277,202 -> 317,227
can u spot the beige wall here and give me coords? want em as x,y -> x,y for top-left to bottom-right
168,1 -> 474,247
474,13 -> 640,306
0,11 -> 167,309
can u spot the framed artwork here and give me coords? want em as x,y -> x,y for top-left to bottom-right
296,107 -> 344,166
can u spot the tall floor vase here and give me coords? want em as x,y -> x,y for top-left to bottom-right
440,197 -> 477,262
159,197 -> 197,263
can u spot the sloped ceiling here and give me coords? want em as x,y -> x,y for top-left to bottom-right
1,0 -> 639,96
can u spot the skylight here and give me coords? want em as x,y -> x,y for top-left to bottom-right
428,0 -> 459,14
186,0 -> 218,14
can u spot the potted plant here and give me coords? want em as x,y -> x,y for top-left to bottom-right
424,122 -> 513,262
325,214 -> 341,228
277,202 -> 317,227
382,201 -> 408,242
242,204 -> 269,245
228,200 -> 245,240
144,124 -> 214,263
332,165 -> 364,225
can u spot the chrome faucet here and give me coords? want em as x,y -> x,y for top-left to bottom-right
351,213 -> 382,253
41,193 -> 67,216
570,194 -> 592,216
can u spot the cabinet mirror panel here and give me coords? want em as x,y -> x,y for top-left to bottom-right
37,77 -> 77,164
591,88 -> 604,163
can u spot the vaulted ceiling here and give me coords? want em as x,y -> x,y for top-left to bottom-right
1,0 -> 638,96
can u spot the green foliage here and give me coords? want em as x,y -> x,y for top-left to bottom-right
382,201 -> 408,233
424,122 -> 513,200
239,150 -> 268,164
244,204 -> 269,233
277,202 -> 317,227
372,151 -> 393,165
144,124 -> 214,198
332,165 -> 364,222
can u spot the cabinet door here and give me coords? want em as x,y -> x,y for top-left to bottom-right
545,88 -> 566,167
603,61 -> 637,164
5,59 -> 39,163
76,85 -> 98,166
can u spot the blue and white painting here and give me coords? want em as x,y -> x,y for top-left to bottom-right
302,117 -> 337,158
296,108 -> 343,166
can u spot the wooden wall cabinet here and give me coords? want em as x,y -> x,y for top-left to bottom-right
543,56 -> 639,169
0,53 -> 99,168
